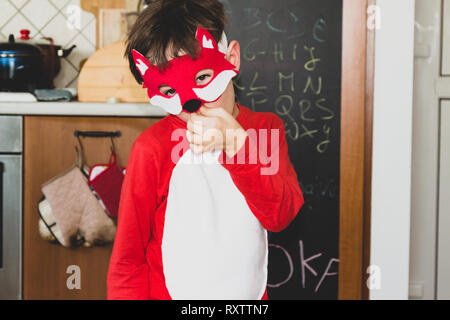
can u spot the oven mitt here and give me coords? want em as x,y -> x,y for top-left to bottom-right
38,196 -> 84,247
38,163 -> 90,247
38,196 -> 66,244
88,152 -> 125,219
41,165 -> 92,247
40,148 -> 116,247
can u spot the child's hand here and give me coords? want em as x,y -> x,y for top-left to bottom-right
186,106 -> 248,157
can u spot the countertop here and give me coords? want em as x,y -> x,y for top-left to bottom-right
0,102 -> 168,117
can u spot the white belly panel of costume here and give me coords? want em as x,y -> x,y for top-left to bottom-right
161,149 -> 268,300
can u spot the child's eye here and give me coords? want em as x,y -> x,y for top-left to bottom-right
195,69 -> 214,85
164,88 -> 176,96
196,74 -> 210,82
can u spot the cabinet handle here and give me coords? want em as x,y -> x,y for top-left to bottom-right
74,131 -> 121,138
74,131 -> 121,155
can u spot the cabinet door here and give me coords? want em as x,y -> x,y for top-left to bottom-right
442,0 -> 450,75
0,116 -> 22,153
23,116 -> 159,300
438,101 -> 450,299
0,155 -> 22,300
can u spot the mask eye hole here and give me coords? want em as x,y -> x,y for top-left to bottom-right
159,86 -> 176,97
196,69 -> 214,85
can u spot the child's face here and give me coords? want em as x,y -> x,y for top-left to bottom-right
157,44 -> 240,122
132,27 -> 240,116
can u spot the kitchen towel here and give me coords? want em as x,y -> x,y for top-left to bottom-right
88,152 -> 125,219
34,89 -> 73,102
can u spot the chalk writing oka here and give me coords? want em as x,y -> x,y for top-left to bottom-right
268,241 -> 339,293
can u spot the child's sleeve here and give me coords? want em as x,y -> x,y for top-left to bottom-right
107,140 -> 157,300
220,115 -> 304,232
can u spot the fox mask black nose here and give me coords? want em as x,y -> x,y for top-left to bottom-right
183,99 -> 203,113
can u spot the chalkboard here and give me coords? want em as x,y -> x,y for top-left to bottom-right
221,0 -> 342,299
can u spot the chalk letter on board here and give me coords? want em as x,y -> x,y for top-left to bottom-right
304,46 -> 321,72
315,98 -> 335,120
233,73 -> 245,91
273,42 -> 284,63
316,125 -> 331,154
243,8 -> 262,30
313,18 -> 328,43
243,38 -> 266,61
284,118 -> 299,141
247,92 -> 269,111
300,124 -> 318,140
249,72 -> 267,91
315,258 -> 339,292
267,10 -> 287,33
292,43 -> 298,61
299,240 -> 322,288
299,100 -> 315,123
278,72 -> 295,92
267,244 -> 294,288
275,95 -> 293,116
303,76 -> 323,95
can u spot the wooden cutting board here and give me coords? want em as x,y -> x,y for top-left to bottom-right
77,41 -> 148,103
98,9 -> 128,48
80,0 -> 127,49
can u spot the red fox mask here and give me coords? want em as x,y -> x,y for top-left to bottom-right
131,26 -> 239,114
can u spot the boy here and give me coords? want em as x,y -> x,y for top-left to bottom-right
107,0 -> 304,300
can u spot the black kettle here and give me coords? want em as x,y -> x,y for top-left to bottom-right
0,34 -> 44,92
0,30 -> 77,92
19,29 -> 77,89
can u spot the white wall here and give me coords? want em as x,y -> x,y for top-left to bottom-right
410,0 -> 450,300
409,0 -> 441,300
370,0 -> 416,300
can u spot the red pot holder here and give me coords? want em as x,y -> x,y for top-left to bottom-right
88,152 -> 125,219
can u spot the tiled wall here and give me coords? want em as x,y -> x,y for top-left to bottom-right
0,0 -> 96,89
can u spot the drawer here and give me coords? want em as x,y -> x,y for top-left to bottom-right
0,116 -> 22,153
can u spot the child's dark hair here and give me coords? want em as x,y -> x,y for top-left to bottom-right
125,0 -> 228,84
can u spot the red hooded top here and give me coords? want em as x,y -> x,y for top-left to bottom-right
107,103 -> 304,300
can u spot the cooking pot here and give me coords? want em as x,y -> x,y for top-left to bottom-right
0,30 -> 77,92
19,29 -> 76,89
0,34 -> 44,92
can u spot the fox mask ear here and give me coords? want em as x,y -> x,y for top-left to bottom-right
195,26 -> 219,51
132,27 -> 223,82
131,49 -> 151,81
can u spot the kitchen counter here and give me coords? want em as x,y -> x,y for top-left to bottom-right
0,102 -> 168,117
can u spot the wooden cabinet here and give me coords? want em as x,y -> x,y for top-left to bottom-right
23,116 -> 160,299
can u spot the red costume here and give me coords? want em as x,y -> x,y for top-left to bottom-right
107,104 -> 304,299
107,26 -> 304,299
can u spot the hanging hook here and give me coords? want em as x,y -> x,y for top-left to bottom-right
110,136 -> 116,154
75,136 -> 87,168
